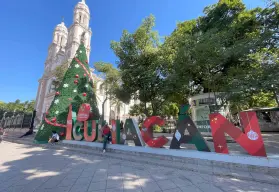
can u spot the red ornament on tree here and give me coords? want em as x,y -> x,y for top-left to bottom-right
51,117 -> 57,123
74,80 -> 78,84
75,74 -> 79,78
83,93 -> 87,97
68,98 -> 73,101
84,73 -> 87,77
55,92 -> 60,96
85,60 -> 88,64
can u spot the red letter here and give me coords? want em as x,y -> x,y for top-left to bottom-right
209,111 -> 266,157
141,116 -> 169,148
111,120 -> 121,144
66,104 -> 73,140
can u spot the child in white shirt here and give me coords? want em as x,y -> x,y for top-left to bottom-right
48,130 -> 59,143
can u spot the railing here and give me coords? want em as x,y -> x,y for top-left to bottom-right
0,111 -> 34,129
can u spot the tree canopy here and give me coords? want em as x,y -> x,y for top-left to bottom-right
159,0 -> 279,110
0,100 -> 35,113
100,0 -> 279,118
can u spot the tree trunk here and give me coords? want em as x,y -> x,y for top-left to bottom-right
144,102 -> 148,116
273,90 -> 279,107
151,102 -> 156,116
101,96 -> 108,123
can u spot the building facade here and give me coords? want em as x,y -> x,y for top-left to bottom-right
35,0 -> 137,126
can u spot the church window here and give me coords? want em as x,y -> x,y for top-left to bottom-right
48,81 -> 56,94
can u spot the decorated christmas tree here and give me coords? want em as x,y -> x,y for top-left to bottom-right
34,35 -> 100,143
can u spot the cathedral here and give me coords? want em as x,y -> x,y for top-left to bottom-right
35,0 -> 137,126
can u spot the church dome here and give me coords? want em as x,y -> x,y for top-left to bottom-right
55,22 -> 68,34
75,0 -> 90,15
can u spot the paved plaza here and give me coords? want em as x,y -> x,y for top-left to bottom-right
0,142 -> 278,192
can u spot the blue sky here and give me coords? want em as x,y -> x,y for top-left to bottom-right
0,0 -> 266,103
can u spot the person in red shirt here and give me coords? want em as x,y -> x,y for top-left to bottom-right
102,124 -> 111,153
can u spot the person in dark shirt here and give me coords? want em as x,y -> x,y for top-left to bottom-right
102,124 -> 111,153
120,121 -> 124,130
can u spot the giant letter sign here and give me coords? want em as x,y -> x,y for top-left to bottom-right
209,112 -> 267,157
66,104 -> 73,140
123,119 -> 144,146
84,120 -> 98,142
141,116 -> 169,148
170,105 -> 211,152
111,119 -> 121,144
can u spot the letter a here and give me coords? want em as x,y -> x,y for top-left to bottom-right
209,111 -> 266,157
170,104 -> 211,152
123,119 -> 144,146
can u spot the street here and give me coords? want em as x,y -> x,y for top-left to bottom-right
0,142 -> 278,192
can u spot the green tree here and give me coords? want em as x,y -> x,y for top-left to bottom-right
129,103 -> 152,117
111,15 -> 164,115
162,0 -> 279,110
35,39 -> 100,143
94,62 -> 121,122
0,100 -> 35,113
0,101 -> 6,111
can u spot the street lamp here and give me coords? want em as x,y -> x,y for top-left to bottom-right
0,112 -> 7,128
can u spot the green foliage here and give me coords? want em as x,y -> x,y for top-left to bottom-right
94,62 -> 122,121
111,15 -> 165,115
107,0 -> 279,115
0,100 -> 35,113
162,103 -> 179,118
129,103 -> 152,117
153,124 -> 162,133
160,0 -> 279,110
53,61 -> 69,88
35,42 -> 100,142
129,102 -> 179,118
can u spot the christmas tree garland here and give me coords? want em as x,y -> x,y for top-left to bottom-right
74,58 -> 94,83
44,57 -> 94,128
44,116 -> 67,128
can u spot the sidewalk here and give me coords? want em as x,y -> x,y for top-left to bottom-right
0,141 -> 278,192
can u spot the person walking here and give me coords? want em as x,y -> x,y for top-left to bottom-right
102,124 -> 111,153
120,120 -> 124,131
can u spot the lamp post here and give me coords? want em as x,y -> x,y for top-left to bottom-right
271,85 -> 279,107
0,112 -> 7,128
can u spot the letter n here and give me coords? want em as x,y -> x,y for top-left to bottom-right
209,111 -> 266,157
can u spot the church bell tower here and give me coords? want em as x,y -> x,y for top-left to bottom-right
65,0 -> 92,62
